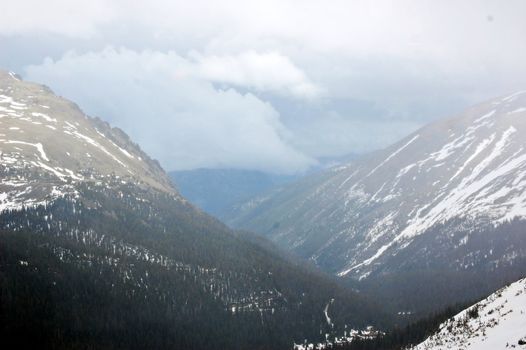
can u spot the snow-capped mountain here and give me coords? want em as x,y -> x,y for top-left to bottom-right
0,69 -> 174,211
411,277 -> 526,350
228,91 -> 526,310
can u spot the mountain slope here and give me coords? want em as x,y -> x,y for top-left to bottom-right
228,92 -> 526,312
0,70 -> 173,212
410,277 -> 526,350
0,70 -> 389,349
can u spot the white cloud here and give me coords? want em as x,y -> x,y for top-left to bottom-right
25,47 -> 315,173
0,0 -> 114,38
189,51 -> 323,99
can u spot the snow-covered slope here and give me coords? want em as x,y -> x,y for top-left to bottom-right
229,92 -> 526,287
411,277 -> 526,350
0,70 -> 175,211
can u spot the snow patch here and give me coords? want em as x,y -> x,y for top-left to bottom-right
4,140 -> 49,161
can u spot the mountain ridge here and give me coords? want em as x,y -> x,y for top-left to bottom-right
228,91 -> 526,312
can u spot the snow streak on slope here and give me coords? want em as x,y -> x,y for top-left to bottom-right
411,277 -> 526,350
366,135 -> 420,176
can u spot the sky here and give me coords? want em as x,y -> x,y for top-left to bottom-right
1,0 -> 525,174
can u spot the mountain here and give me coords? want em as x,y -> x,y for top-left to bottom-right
227,92 -> 526,314
0,71 -> 174,212
410,277 -> 526,350
0,70 -> 390,349
168,154 -> 361,221
169,168 -> 298,219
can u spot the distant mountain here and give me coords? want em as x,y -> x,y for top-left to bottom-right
0,70 -> 389,349
410,277 -> 526,350
169,168 -> 298,219
228,92 -> 526,314
169,154 -> 361,221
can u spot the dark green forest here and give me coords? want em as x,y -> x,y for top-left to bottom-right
0,181 -> 389,349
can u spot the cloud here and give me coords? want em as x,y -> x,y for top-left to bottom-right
3,0 -> 526,173
189,51 -> 323,99
0,0 -> 114,38
25,47 -> 315,173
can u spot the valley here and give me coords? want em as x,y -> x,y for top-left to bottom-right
1,4 -> 526,346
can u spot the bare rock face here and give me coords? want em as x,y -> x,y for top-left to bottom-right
230,91 -> 526,282
0,70 -> 176,211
